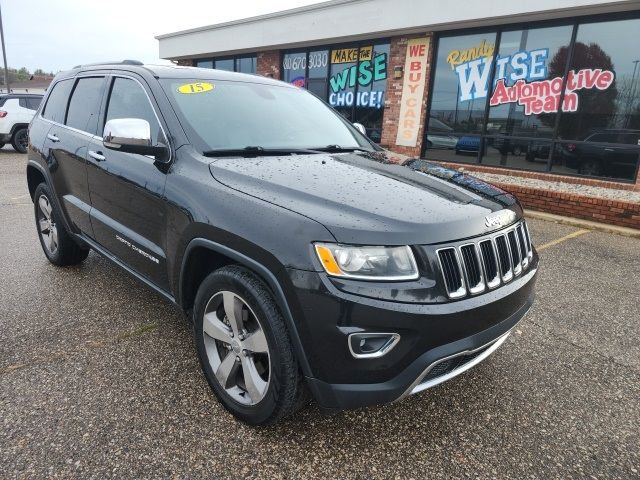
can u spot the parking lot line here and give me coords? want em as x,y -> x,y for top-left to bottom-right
537,228 -> 590,252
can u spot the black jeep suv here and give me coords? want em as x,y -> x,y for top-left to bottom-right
27,61 -> 537,425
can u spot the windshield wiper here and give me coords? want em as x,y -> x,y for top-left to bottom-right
202,146 -> 321,157
312,145 -> 367,153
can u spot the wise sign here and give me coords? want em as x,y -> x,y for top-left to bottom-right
396,37 -> 430,147
450,41 -> 615,114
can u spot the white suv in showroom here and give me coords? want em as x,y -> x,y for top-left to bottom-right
0,93 -> 43,153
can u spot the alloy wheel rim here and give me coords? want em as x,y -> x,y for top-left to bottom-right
202,291 -> 271,405
37,194 -> 58,255
16,130 -> 28,150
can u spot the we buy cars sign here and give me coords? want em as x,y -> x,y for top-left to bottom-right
396,37 -> 430,147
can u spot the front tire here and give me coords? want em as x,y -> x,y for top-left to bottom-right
33,183 -> 89,266
193,265 -> 306,425
12,127 -> 28,153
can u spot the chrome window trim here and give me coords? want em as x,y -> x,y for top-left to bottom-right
38,73 -> 172,163
38,116 -> 103,141
436,247 -> 467,299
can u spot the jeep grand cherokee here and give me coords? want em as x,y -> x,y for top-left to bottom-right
26,61 -> 537,425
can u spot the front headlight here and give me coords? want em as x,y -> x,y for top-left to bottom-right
314,243 -> 419,281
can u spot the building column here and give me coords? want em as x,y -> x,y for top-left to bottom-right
257,51 -> 281,79
380,34 -> 434,158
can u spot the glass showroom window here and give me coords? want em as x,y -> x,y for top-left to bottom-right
215,58 -> 235,72
195,56 -> 257,74
307,49 -> 329,100
328,43 -> 389,141
282,51 -> 307,87
353,42 -> 390,143
551,18 -> 640,180
328,45 -> 360,122
236,56 -> 257,74
282,50 -> 329,94
195,59 -> 213,68
282,44 -> 389,143
483,24 -> 573,172
425,32 -> 497,164
424,15 -> 640,182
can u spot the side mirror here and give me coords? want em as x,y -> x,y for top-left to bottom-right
353,122 -> 367,136
103,118 -> 168,160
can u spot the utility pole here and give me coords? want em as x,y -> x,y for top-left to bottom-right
0,2 -> 9,93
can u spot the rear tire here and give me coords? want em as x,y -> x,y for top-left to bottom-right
33,183 -> 90,266
11,127 -> 28,154
193,265 -> 306,425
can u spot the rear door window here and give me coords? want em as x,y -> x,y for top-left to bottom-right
42,79 -> 73,123
66,77 -> 105,134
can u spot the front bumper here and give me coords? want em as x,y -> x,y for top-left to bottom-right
285,253 -> 537,410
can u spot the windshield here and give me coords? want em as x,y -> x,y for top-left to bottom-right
160,78 -> 373,152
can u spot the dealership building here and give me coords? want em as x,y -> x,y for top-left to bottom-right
157,0 -> 640,227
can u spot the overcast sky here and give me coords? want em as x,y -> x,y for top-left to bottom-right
2,0 -> 322,73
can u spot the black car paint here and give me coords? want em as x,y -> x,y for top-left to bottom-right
27,64 -> 537,410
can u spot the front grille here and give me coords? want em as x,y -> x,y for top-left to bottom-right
479,240 -> 500,288
460,244 -> 484,294
437,248 -> 466,299
436,220 -> 534,299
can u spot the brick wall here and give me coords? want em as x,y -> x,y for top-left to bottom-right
491,182 -> 640,230
380,34 -> 433,158
257,51 -> 281,78
432,161 -> 640,192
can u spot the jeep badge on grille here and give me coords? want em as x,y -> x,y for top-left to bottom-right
485,210 -> 516,229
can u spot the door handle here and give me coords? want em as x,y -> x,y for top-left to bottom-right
47,133 -> 60,142
88,150 -> 106,162
604,148 -> 615,152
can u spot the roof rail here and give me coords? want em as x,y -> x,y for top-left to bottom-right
72,59 -> 144,69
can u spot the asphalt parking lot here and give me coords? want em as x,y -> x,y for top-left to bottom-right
1,149 -> 639,479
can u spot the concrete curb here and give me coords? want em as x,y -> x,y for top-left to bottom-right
524,209 -> 640,238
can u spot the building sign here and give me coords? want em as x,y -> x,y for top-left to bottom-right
331,46 -> 372,64
446,39 -> 495,70
396,37 -> 430,147
449,42 -> 615,114
328,48 -> 387,109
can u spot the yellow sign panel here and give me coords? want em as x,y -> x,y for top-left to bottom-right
331,46 -> 373,64
177,82 -> 214,94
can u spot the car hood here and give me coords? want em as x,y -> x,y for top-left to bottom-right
208,150 -> 521,245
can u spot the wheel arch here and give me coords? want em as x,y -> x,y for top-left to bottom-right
10,123 -> 29,136
178,238 -> 314,378
26,161 -> 47,200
